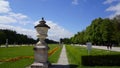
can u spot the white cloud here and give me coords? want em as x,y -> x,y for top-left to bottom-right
0,0 -> 34,39
9,12 -> 28,19
8,12 -> 30,25
104,0 -> 120,18
0,20 -> 73,41
0,0 -> 30,25
0,13 -> 30,25
105,1 -> 120,18
103,0 -> 118,4
35,20 -> 73,41
0,0 -> 73,41
72,0 -> 79,5
0,0 -> 11,13
0,16 -> 17,24
106,3 -> 120,11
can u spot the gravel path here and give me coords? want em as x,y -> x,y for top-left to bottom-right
75,44 -> 120,52
50,45 -> 69,68
92,45 -> 120,52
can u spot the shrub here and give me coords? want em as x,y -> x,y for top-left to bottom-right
82,55 -> 120,66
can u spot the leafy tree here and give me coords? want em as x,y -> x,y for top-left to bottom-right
69,16 -> 120,46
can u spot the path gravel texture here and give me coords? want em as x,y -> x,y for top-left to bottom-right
74,44 -> 120,52
92,45 -> 120,52
50,45 -> 69,68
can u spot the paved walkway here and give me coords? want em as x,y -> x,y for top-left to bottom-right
50,45 -> 69,68
57,45 -> 69,65
74,44 -> 120,52
92,45 -> 120,52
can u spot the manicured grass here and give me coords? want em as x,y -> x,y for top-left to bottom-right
66,45 -> 120,68
0,59 -> 33,68
0,46 -> 34,59
0,44 -> 61,68
48,46 -> 62,63
48,44 -> 58,51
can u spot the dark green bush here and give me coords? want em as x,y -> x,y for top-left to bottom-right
82,55 -> 120,66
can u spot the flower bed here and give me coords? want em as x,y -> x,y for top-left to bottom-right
0,46 -> 59,62
0,56 -> 33,62
48,46 -> 59,56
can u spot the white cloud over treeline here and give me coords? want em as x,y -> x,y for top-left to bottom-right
0,0 -> 73,41
104,0 -> 120,18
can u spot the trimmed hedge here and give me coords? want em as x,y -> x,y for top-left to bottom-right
82,55 -> 120,66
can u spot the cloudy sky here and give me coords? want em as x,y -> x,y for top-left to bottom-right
0,0 -> 120,41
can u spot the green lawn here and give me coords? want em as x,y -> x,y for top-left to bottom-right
48,44 -> 62,63
66,45 -> 120,68
0,44 -> 61,68
48,45 -> 62,63
0,46 -> 34,59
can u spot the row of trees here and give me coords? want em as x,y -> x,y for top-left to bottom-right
61,15 -> 120,46
0,29 -> 58,45
0,29 -> 36,45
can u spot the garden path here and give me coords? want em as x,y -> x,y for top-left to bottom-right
50,45 -> 69,68
75,44 -> 120,52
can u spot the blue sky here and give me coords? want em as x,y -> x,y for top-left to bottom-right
0,0 -> 120,41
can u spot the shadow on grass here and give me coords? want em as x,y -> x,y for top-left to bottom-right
49,64 -> 78,68
81,54 -> 120,66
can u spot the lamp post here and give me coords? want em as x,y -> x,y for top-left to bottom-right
31,18 -> 50,68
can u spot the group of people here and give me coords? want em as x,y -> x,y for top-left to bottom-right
106,43 -> 112,50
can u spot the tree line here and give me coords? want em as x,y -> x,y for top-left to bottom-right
61,15 -> 120,46
0,29 -> 58,45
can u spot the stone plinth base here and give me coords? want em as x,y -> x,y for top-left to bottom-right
31,62 -> 48,68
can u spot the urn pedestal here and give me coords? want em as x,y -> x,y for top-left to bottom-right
31,18 -> 50,68
31,46 -> 48,68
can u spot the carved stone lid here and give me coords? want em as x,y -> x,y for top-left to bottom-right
35,18 -> 50,29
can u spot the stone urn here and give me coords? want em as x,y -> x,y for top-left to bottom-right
31,18 -> 50,68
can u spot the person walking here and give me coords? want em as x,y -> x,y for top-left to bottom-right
106,43 -> 112,50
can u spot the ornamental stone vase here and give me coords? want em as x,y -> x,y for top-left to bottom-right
31,18 -> 50,68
